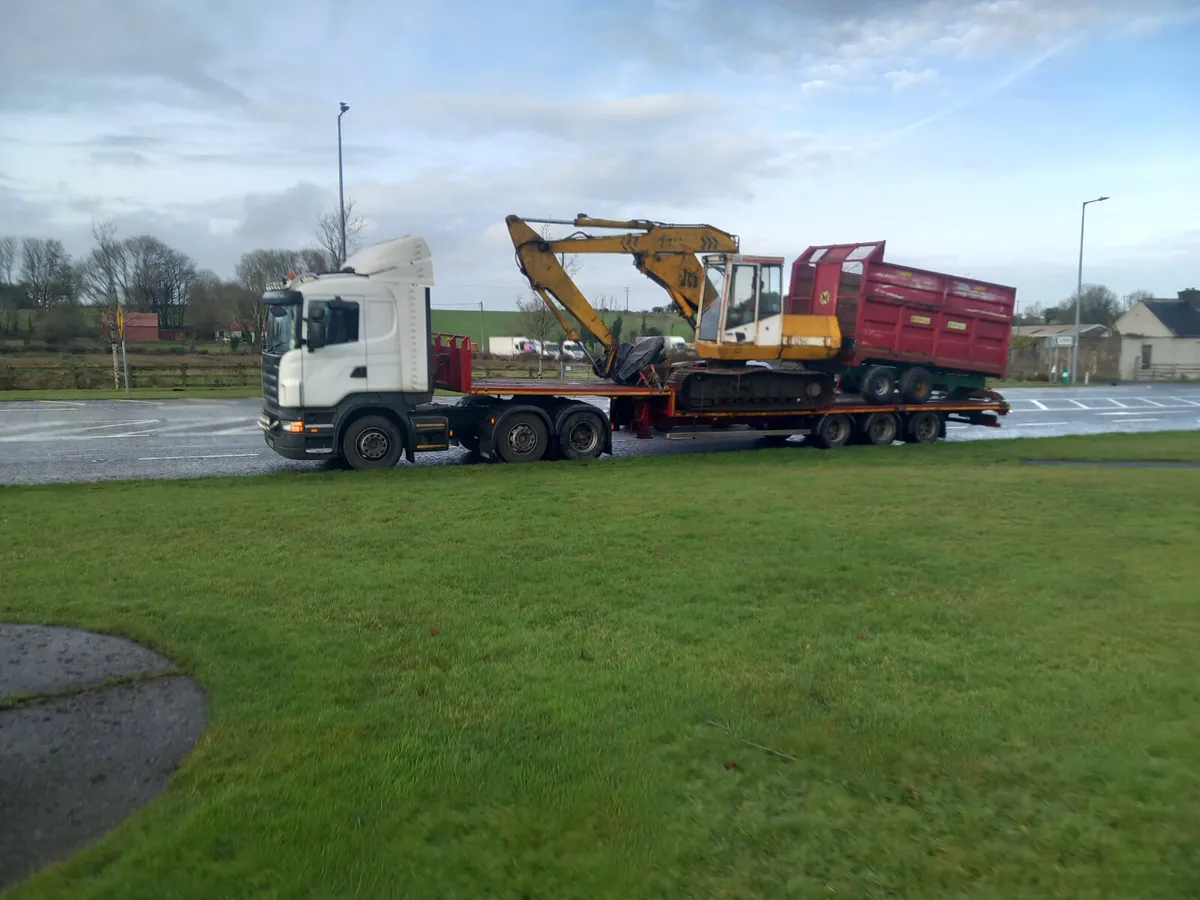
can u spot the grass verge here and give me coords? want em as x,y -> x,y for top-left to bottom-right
2,434 -> 1199,898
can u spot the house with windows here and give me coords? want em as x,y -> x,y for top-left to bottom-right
1113,290 -> 1200,381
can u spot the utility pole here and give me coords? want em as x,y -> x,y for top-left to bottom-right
625,286 -> 630,311
337,102 -> 350,267
1073,195 -> 1109,384
479,301 -> 485,355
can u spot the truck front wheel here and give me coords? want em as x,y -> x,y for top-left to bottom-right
494,411 -> 550,463
341,415 -> 404,469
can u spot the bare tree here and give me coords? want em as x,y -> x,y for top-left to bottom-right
20,238 -> 76,308
0,236 -> 16,286
124,234 -> 196,328
234,249 -> 313,345
1121,289 -> 1154,312
515,292 -> 557,375
315,197 -> 366,270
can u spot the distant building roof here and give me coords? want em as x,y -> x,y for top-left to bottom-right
1142,299 -> 1200,338
1012,323 -> 1110,337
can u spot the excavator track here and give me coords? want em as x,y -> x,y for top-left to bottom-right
665,364 -> 836,411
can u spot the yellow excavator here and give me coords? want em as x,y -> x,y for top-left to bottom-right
506,213 -> 842,410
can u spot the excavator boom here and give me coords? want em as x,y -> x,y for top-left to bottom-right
506,214 -> 738,339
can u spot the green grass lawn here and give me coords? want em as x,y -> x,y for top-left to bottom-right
2,434 -> 1199,898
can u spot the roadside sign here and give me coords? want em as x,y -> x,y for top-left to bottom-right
1049,335 -> 1074,347
116,304 -> 125,339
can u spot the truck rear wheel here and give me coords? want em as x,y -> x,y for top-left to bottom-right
860,366 -> 897,404
904,410 -> 941,444
811,413 -> 852,449
899,367 -> 934,404
860,412 -> 899,445
494,411 -> 550,463
341,415 -> 404,469
557,409 -> 605,460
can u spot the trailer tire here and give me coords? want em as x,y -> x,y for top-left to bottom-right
493,410 -> 550,463
860,366 -> 897,404
557,409 -> 605,460
812,413 -> 853,449
899,367 -> 934,404
341,415 -> 404,469
860,412 -> 899,446
904,410 -> 941,444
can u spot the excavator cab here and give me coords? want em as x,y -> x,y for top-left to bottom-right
696,254 -> 784,354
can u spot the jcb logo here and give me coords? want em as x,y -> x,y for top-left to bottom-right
680,270 -> 699,288
818,290 -> 831,306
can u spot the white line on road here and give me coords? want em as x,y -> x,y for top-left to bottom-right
1068,399 -> 1090,409
1009,421 -> 1070,427
137,453 -> 261,461
1029,399 -> 1049,410
79,419 -> 159,432
1139,398 -> 1168,407
1115,418 -> 1160,423
211,425 -> 259,435
1170,397 -> 1200,406
1108,399 -> 1129,408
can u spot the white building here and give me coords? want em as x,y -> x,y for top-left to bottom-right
1114,291 -> 1200,381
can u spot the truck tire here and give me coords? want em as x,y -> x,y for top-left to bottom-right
557,409 -> 605,460
493,410 -> 550,463
904,410 -> 941,444
899,367 -> 934,404
341,415 -> 404,469
860,412 -> 899,446
811,413 -> 852,449
860,366 -> 897,404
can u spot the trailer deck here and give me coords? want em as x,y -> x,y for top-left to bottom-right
433,333 -> 1010,444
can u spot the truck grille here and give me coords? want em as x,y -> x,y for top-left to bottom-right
261,354 -> 281,412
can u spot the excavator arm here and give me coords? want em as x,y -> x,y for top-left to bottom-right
506,214 -> 739,377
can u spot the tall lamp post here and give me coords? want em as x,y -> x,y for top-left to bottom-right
337,101 -> 350,267
1073,194 -> 1108,383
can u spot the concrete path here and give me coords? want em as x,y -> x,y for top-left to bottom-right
0,624 -> 206,891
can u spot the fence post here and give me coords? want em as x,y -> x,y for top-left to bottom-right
180,364 -> 188,388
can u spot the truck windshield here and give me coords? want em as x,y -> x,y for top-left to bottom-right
265,304 -> 298,354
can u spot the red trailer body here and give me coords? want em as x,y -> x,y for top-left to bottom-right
785,241 -> 1016,379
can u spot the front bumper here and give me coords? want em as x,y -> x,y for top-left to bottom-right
258,411 -> 336,460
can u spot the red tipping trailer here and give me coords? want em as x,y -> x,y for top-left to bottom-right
785,241 -> 1017,396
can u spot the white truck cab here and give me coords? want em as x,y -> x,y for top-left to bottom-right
258,236 -> 441,462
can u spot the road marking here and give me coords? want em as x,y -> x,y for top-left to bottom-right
1139,398 -> 1168,407
137,453 -> 261,461
1029,399 -> 1049,410
1009,421 -> 1069,427
211,425 -> 260,435
79,419 -> 159,432
1169,397 -> 1200,406
1107,399 -> 1129,408
1116,418 -> 1160,423
1068,399 -> 1090,409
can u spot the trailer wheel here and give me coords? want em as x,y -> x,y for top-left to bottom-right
860,366 -> 897,404
494,410 -> 550,463
904,410 -> 941,444
812,413 -> 853,449
557,409 -> 605,460
860,412 -> 899,446
341,415 -> 404,469
899,367 -> 934,404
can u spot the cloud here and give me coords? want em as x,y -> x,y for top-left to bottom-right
0,0 -> 256,112
884,68 -> 938,90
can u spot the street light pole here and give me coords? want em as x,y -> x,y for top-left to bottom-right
1073,194 -> 1108,383
337,101 -> 350,267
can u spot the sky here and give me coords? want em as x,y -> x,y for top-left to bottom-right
1,0 -> 1198,314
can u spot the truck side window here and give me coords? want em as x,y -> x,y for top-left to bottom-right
309,300 -> 360,345
759,264 -> 782,319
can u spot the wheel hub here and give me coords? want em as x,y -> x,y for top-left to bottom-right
357,429 -> 389,461
509,423 -> 537,455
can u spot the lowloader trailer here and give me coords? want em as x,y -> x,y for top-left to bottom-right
257,236 -> 1010,470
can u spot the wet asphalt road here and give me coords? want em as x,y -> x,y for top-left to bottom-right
1,384 -> 1199,486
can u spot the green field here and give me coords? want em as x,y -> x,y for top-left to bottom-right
3,433 -> 1199,898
